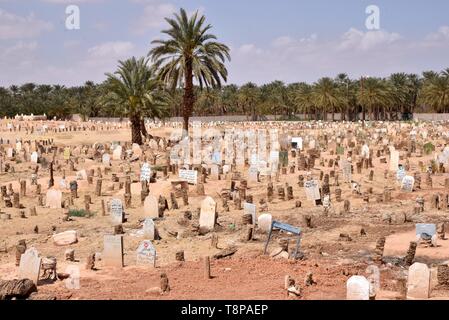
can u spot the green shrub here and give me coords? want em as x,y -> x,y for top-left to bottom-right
69,209 -> 95,218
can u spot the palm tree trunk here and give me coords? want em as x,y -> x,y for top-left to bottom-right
182,59 -> 194,136
130,113 -> 143,145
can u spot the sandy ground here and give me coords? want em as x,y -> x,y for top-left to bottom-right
1,122 -> 449,300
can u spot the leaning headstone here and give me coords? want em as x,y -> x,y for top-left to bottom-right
199,196 -> 217,233
18,247 -> 42,285
407,262 -> 430,299
103,235 -> 124,268
136,240 -> 156,267
110,199 -> 124,225
346,275 -> 370,300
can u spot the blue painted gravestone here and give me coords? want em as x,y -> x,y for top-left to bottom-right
264,221 -> 302,258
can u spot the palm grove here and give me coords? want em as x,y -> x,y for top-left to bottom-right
1,9 -> 449,143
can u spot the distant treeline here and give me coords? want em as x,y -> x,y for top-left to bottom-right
1,69 -> 448,121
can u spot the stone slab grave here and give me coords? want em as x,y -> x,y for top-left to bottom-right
140,163 -> 152,182
389,149 -> 400,171
210,164 -> 219,180
179,169 -> 198,185
407,262 -> 430,299
248,165 -> 258,182
142,218 -> 156,240
53,230 -> 78,246
103,235 -> 124,268
416,223 -> 437,246
110,198 -> 124,225
199,196 -> 217,233
136,240 -> 156,267
143,194 -> 159,219
346,275 -> 370,300
46,188 -> 62,209
18,247 -> 42,285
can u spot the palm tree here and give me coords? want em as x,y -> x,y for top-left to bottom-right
238,82 -> 261,121
149,8 -> 230,135
102,57 -> 169,145
293,83 -> 315,120
357,77 -> 391,121
419,75 -> 449,113
312,77 -> 340,121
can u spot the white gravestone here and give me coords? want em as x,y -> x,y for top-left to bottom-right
46,188 -> 62,209
30,151 -> 38,164
407,262 -> 430,300
143,194 -> 159,219
112,145 -> 122,160
257,214 -> 272,233
401,176 -> 415,192
140,163 -> 152,182
103,235 -> 124,268
179,169 -> 198,185
142,218 -> 156,240
18,247 -> 42,285
304,180 -> 321,202
346,275 -> 370,300
64,265 -> 80,289
110,199 -> 124,225
199,196 -> 217,233
136,240 -> 156,267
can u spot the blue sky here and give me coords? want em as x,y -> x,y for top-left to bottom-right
0,0 -> 448,86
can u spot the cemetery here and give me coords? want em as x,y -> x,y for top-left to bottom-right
0,118 -> 448,300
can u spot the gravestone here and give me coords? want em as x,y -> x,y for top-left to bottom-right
110,199 -> 124,225
401,176 -> 415,192
18,247 -> 42,285
142,218 -> 156,240
199,196 -> 217,233
64,265 -> 80,289
102,154 -> 111,166
389,150 -> 399,171
76,169 -> 88,180
103,235 -> 124,268
416,223 -> 437,245
346,275 -> 370,300
407,262 -> 430,299
179,169 -> 198,185
45,188 -> 62,209
136,240 -> 156,267
304,180 -> 321,203
258,213 -> 272,233
112,145 -> 122,160
243,202 -> 256,224
140,163 -> 152,182
30,152 -> 38,164
248,166 -> 258,182
210,164 -> 219,180
143,194 -> 159,219
63,147 -> 71,160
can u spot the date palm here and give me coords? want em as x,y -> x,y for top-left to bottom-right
312,77 -> 340,121
102,57 -> 169,145
357,77 -> 391,121
149,8 -> 230,135
419,75 -> 449,113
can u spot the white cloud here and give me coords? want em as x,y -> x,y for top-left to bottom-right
426,26 -> 449,41
0,9 -> 53,40
338,28 -> 401,51
132,2 -> 177,34
87,41 -> 135,59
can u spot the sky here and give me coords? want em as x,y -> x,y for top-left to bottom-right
0,0 -> 448,87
